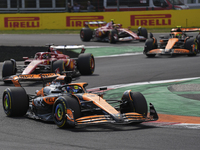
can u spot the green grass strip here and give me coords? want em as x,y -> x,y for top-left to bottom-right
104,78 -> 200,117
73,46 -> 143,57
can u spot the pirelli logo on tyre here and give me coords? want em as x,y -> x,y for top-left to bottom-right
131,14 -> 171,26
66,16 -> 104,27
4,17 -> 40,28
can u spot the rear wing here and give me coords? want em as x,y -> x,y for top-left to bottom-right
171,28 -> 200,32
84,21 -> 107,27
49,45 -> 86,54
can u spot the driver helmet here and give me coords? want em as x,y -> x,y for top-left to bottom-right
42,54 -> 46,59
176,33 -> 182,38
66,85 -> 79,94
176,26 -> 182,32
111,19 -> 115,25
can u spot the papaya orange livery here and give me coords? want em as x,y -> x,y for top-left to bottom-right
2,73 -> 158,128
144,27 -> 200,57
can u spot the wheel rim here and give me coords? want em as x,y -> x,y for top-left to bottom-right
3,94 -> 10,111
90,57 -> 95,70
108,33 -> 111,42
55,104 -> 64,121
114,34 -> 118,40
81,31 -> 84,39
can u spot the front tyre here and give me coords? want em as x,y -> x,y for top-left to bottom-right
77,53 -> 95,75
80,28 -> 93,41
120,91 -> 148,117
108,29 -> 118,44
51,60 -> 65,74
53,96 -> 81,128
3,87 -> 29,117
184,38 -> 197,56
2,60 -> 17,81
143,38 -> 157,57
138,27 -> 148,41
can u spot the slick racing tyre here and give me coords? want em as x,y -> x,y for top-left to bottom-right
53,96 -> 81,128
138,27 -> 148,41
108,29 -> 118,44
80,28 -> 93,41
3,87 -> 29,117
2,60 -> 17,82
51,60 -> 65,74
77,53 -> 95,75
120,91 -> 148,118
144,38 -> 157,57
196,34 -> 200,52
184,38 -> 196,56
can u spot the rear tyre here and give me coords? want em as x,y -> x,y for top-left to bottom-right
77,53 -> 95,75
53,96 -> 81,128
120,92 -> 148,117
2,60 -> 17,83
51,60 -> 65,74
138,27 -> 148,41
2,60 -> 16,77
184,38 -> 196,56
196,35 -> 200,52
3,87 -> 29,117
80,28 -> 93,41
108,29 -> 118,44
144,39 -> 157,57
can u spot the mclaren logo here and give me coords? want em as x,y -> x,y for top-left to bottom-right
131,14 -> 171,26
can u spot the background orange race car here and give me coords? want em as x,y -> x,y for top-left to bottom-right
143,27 -> 200,57
2,73 -> 158,128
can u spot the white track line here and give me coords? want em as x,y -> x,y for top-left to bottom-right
89,77 -> 200,90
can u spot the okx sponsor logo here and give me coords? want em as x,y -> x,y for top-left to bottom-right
4,17 -> 40,28
66,16 -> 104,27
131,14 -> 171,26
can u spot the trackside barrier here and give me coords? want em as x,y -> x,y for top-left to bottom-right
0,46 -> 79,62
0,9 -> 200,30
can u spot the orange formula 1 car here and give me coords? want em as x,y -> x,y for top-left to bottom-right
143,27 -> 200,57
2,73 -> 158,128
2,45 -> 95,83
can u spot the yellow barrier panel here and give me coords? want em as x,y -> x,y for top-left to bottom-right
0,9 -> 199,30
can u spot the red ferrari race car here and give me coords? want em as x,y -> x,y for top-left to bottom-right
143,27 -> 200,57
2,45 -> 95,82
2,73 -> 158,128
80,20 -> 148,43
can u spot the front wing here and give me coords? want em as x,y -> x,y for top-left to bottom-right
146,48 -> 192,55
118,28 -> 146,42
75,103 -> 158,125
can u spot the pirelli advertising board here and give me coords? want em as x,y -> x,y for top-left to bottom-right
0,9 -> 199,30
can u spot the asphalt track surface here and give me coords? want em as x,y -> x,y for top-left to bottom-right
0,33 -> 200,150
0,32 -> 169,47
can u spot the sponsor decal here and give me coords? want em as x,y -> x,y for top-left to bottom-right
44,97 -> 57,103
4,17 -> 40,28
174,49 -> 188,53
18,74 -> 34,79
66,16 -> 104,27
131,14 -> 171,26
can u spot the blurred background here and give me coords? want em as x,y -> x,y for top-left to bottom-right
0,0 -> 199,13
